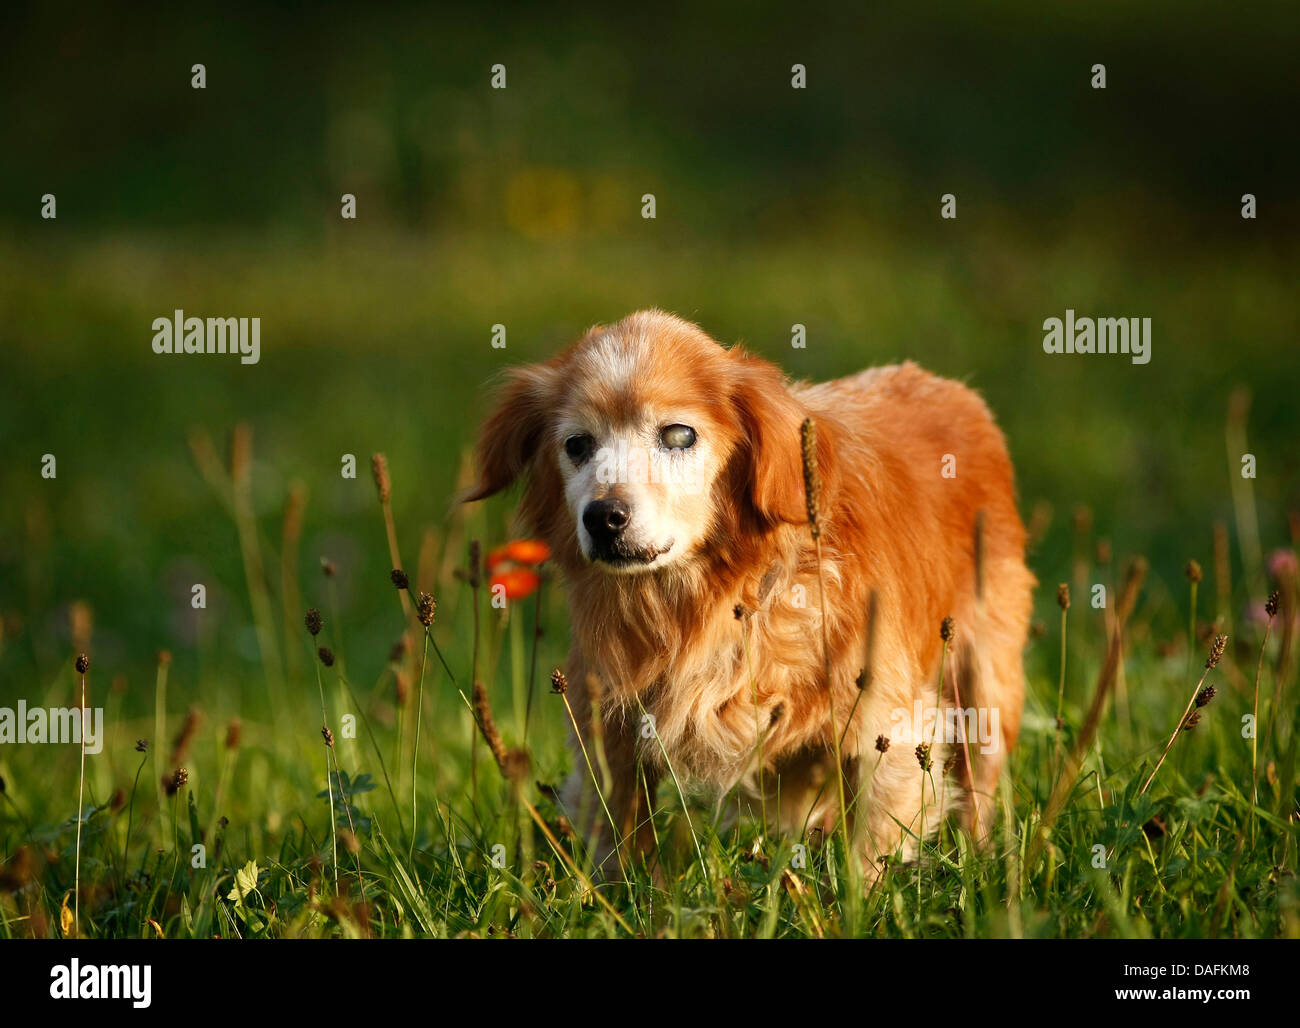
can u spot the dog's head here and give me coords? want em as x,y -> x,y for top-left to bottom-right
463,310 -> 834,574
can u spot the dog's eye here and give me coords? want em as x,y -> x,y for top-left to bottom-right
564,434 -> 595,463
661,424 -> 696,450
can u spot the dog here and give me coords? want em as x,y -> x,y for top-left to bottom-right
465,310 -> 1034,877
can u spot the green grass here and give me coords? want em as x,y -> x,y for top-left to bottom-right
0,229 -> 1297,938
2,444 -> 1297,940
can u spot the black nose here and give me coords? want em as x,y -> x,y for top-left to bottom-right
583,497 -> 630,543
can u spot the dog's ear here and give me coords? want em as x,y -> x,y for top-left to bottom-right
730,351 -> 836,528
461,362 -> 559,502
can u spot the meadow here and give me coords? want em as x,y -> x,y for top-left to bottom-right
0,224 -> 1296,939
1,0 -> 1298,945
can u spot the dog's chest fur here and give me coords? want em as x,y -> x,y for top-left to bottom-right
571,543 -> 846,791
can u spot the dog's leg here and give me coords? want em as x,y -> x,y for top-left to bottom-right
847,665 -> 958,882
559,677 -> 660,877
960,635 -> 1025,844
601,713 -> 660,874
958,559 -> 1031,843
853,744 -> 948,882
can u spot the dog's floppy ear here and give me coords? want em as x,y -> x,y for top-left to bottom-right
730,350 -> 836,527
462,362 -> 559,502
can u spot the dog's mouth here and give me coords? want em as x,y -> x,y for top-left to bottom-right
589,538 -> 675,569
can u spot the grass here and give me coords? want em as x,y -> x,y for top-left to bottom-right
0,229 -> 1297,938
0,427 -> 1297,939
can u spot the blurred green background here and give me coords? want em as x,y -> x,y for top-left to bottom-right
1,1 -> 1297,716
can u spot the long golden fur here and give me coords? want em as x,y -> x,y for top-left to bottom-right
466,310 -> 1034,877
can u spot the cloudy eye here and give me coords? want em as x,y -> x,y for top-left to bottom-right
661,424 -> 696,450
564,434 -> 595,464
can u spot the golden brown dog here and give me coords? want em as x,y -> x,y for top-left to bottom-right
466,310 -> 1034,877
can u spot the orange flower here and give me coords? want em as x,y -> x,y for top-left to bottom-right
491,568 -> 541,600
505,539 -> 551,565
487,539 -> 551,570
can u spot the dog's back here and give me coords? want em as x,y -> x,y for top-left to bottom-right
799,361 -> 1034,850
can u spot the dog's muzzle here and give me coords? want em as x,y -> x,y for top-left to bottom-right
581,498 -> 670,565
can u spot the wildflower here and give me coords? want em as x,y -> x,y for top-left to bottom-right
318,647 -> 335,668
550,668 -> 569,695
490,567 -> 540,601
371,453 -> 391,503
487,539 -> 551,569
390,568 -> 409,590
170,709 -> 201,765
75,653 -> 89,674
305,608 -> 323,636
486,539 -> 549,600
416,592 -> 436,626
1206,634 -> 1227,669
800,418 -> 821,538
472,681 -> 508,770
1267,548 -> 1298,583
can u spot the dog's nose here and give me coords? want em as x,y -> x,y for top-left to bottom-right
583,497 -> 630,542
